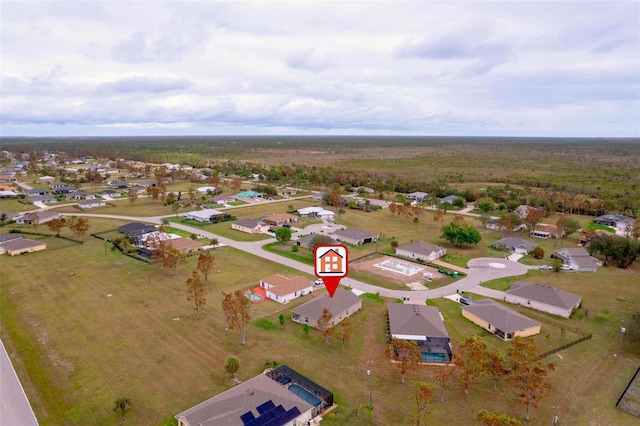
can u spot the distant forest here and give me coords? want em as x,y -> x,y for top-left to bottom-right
2,135 -> 639,215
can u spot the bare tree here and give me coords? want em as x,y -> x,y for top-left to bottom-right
46,217 -> 66,237
339,317 -> 351,348
410,381 -> 434,426
196,251 -> 215,284
222,290 -> 252,345
317,308 -> 334,344
66,216 -> 90,239
391,338 -> 421,384
454,336 -> 487,395
484,347 -> 507,390
185,271 -> 206,319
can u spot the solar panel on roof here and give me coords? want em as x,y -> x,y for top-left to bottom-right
240,411 -> 256,424
257,400 -> 275,414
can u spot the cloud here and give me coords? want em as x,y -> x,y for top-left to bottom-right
94,76 -> 192,95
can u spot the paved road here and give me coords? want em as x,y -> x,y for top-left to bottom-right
0,339 -> 38,426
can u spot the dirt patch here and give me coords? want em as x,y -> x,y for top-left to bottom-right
350,255 -> 445,288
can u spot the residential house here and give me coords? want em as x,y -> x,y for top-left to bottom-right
388,303 -> 452,363
77,199 -> 106,209
396,241 -> 447,261
595,214 -> 635,233
183,208 -> 231,223
276,187 -> 297,197
259,274 -> 315,304
15,210 -> 59,225
514,204 -> 539,218
23,189 -> 52,197
406,192 -> 430,203
0,174 -> 17,183
65,190 -> 94,201
118,222 -> 156,239
505,282 -> 581,318
552,247 -> 599,272
262,213 -> 299,227
96,189 -> 119,198
49,182 -> 74,193
209,194 -> 236,205
486,219 -> 526,232
332,227 -> 378,245
439,195 -> 460,205
491,237 -> 538,255
291,288 -> 361,329
135,179 -> 157,188
0,189 -> 18,199
237,190 -> 262,198
26,195 -> 57,205
296,234 -> 337,249
231,218 -> 269,234
0,234 -> 24,243
168,237 -> 203,254
38,176 -> 56,184
462,299 -> 541,341
530,223 -> 563,239
0,238 -> 46,256
196,186 -> 216,195
297,207 -> 335,221
175,365 -> 333,426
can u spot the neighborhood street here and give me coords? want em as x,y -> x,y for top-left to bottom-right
0,339 -> 39,426
70,213 -> 528,304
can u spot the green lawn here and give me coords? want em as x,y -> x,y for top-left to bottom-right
1,213 -> 639,426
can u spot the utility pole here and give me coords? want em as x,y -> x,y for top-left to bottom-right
552,406 -> 559,425
615,320 -> 626,357
366,360 -> 373,407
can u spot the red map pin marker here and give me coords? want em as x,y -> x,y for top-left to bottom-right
314,244 -> 349,298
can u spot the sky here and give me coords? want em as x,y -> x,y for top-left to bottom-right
1,1 -> 639,138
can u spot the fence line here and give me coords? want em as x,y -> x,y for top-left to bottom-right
514,308 -> 587,336
616,365 -> 640,415
535,335 -> 592,361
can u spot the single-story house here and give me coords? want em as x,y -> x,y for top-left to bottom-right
183,208 -> 231,223
262,213 -> 299,227
406,192 -> 430,203
15,210 -> 59,225
491,237 -> 538,255
0,234 -> 24,243
119,222 -> 156,238
231,218 -> 269,234
0,175 -> 17,183
277,187 -> 297,197
462,299 -> 541,341
259,274 -> 315,304
96,189 -> 119,198
0,190 -> 17,199
297,207 -> 335,221
65,190 -> 93,201
135,179 -> 157,188
209,194 -> 235,205
486,219 -> 526,232
23,189 -> 52,197
396,241 -> 447,262
26,195 -> 57,205
551,247 -> 599,272
175,365 -> 332,426
77,199 -> 106,209
196,186 -> 216,195
291,288 -> 362,329
38,176 -> 56,184
237,190 -> 262,198
514,204 -> 539,218
50,182 -> 75,193
332,227 -> 378,245
438,195 -> 460,205
388,303 -> 452,363
595,214 -> 635,232
296,233 -> 337,249
530,224 -> 563,239
0,238 -> 46,256
505,282 -> 582,318
168,237 -> 203,254
174,198 -> 197,208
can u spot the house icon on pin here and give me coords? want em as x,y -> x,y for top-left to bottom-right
318,248 -> 344,274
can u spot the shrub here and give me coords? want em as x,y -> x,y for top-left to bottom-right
531,247 -> 544,259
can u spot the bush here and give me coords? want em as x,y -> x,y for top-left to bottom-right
531,247 -> 544,259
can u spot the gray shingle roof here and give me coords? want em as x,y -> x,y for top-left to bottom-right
463,299 -> 539,333
492,237 -> 537,253
233,218 -> 262,228
175,374 -> 312,426
332,227 -> 378,241
507,282 -> 581,310
292,288 -> 360,319
397,241 -> 445,258
388,304 -> 449,338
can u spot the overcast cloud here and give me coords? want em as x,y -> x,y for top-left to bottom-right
1,1 -> 638,137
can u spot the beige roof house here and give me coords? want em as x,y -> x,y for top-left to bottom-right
462,299 -> 540,341
0,238 -> 46,256
291,288 -> 361,329
259,274 -> 315,304
262,213 -> 298,227
395,241 -> 447,261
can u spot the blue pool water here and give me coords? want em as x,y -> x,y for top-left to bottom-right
288,384 -> 322,406
422,352 -> 447,362
244,293 -> 263,301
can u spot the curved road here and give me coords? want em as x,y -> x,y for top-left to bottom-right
70,213 -> 528,303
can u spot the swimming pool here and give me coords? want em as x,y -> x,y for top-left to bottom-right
244,292 -> 263,302
421,352 -> 447,363
288,384 -> 322,406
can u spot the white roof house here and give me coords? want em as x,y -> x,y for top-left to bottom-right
297,207 -> 335,220
183,208 -> 230,223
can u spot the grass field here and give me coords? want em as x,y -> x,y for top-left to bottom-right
1,190 -> 639,426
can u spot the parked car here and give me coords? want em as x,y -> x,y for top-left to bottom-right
539,265 -> 553,270
313,279 -> 324,286
459,296 -> 474,305
561,264 -> 573,271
